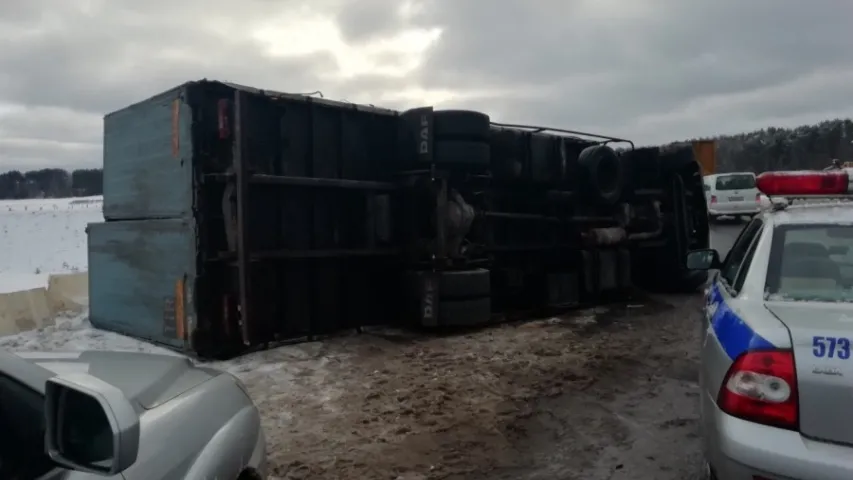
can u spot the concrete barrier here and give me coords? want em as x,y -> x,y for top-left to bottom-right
46,272 -> 89,313
0,287 -> 55,336
0,271 -> 89,336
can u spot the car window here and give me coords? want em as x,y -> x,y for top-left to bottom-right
715,174 -> 755,191
732,226 -> 763,293
721,218 -> 764,286
766,224 -> 853,302
0,375 -> 56,479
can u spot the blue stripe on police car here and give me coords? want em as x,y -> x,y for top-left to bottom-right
708,283 -> 775,360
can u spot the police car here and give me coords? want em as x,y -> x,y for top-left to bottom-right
687,169 -> 853,480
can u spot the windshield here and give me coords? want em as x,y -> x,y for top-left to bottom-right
715,174 -> 755,191
766,224 -> 853,302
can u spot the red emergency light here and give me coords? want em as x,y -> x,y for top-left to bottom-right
756,170 -> 850,197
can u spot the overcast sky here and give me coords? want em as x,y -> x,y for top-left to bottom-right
1,0 -> 851,172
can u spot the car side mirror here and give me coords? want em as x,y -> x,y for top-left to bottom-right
45,372 -> 140,476
686,249 -> 722,270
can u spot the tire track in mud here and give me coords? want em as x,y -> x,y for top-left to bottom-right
479,294 -> 705,480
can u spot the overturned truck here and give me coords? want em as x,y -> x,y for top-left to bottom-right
87,80 -> 709,358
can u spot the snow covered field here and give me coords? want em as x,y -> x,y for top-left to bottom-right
0,196 -> 102,292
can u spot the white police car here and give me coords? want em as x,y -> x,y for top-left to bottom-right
687,169 -> 853,480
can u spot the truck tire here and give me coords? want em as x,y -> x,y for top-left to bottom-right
404,268 -> 491,299
440,268 -> 491,298
578,145 -> 624,204
434,110 -> 490,140
438,297 -> 492,326
434,140 -> 490,166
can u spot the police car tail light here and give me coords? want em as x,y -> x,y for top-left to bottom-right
717,350 -> 799,430
756,170 -> 849,196
710,195 -> 717,204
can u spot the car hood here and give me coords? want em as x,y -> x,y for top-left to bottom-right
16,350 -> 219,410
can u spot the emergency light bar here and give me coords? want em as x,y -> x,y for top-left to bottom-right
756,170 -> 853,197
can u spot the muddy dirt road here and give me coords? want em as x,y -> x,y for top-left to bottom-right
241,291 -> 706,480
248,226 -> 746,479
483,294 -> 705,480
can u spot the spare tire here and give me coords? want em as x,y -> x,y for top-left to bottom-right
434,110 -> 490,140
578,145 -> 624,204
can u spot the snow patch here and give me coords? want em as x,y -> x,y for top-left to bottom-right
0,312 -> 176,354
0,196 -> 102,284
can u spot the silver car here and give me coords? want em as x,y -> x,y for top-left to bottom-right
0,349 -> 266,480
688,169 -> 853,480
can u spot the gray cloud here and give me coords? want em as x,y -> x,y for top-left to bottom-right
2,0 -> 852,170
400,0 -> 853,141
334,0 -> 405,43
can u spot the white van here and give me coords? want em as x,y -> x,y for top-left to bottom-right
703,172 -> 761,221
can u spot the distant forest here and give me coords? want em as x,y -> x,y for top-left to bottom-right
672,118 -> 853,173
1,118 -> 851,200
0,168 -> 102,200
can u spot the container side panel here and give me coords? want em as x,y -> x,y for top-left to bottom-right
692,140 -> 716,176
103,87 -> 193,220
87,219 -> 197,349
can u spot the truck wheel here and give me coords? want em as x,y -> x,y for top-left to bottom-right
434,140 -> 490,166
434,110 -> 490,140
440,268 -> 491,298
404,268 -> 491,298
405,269 -> 492,326
578,145 -> 624,204
438,297 -> 492,326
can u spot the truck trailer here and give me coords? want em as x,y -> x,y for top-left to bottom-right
87,80 -> 709,358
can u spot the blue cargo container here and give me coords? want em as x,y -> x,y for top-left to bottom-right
91,80 -> 404,357
103,86 -> 194,220
88,219 -> 196,350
